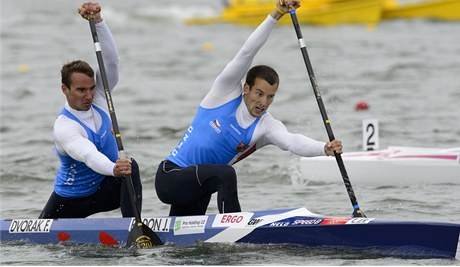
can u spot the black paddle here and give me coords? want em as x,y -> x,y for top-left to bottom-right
289,10 -> 366,218
88,19 -> 163,247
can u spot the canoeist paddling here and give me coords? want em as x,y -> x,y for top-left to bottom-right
36,2 -> 162,247
39,2 -> 143,220
155,0 -> 343,217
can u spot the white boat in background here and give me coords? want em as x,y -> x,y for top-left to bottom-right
299,146 -> 460,186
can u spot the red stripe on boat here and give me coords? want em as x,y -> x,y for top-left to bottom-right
58,231 -> 71,242
99,231 -> 119,245
320,218 -> 349,225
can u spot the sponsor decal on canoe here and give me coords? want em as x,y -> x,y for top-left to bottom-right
269,221 -> 290,227
174,216 -> 208,235
247,218 -> 263,226
212,212 -> 253,228
9,219 -> 53,233
346,218 -> 375,224
268,217 -> 323,227
292,218 -> 323,225
129,217 -> 171,232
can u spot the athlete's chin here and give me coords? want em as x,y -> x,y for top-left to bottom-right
251,110 -> 264,117
81,104 -> 92,111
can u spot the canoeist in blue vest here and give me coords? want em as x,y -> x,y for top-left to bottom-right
155,0 -> 343,216
39,2 -> 143,219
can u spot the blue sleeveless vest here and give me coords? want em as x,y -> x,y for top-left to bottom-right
166,95 -> 261,166
54,105 -> 118,198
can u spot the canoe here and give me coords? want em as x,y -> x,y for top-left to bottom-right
299,146 -> 460,186
383,0 -> 460,21
1,207 -> 459,258
185,0 -> 384,26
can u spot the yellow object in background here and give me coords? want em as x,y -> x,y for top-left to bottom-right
202,42 -> 214,52
17,64 -> 30,73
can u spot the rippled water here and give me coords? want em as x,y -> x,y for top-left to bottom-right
1,0 -> 460,265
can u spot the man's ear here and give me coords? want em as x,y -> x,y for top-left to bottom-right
61,84 -> 69,95
243,83 -> 250,94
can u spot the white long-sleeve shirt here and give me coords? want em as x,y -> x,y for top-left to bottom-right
202,15 -> 326,164
53,20 -> 120,176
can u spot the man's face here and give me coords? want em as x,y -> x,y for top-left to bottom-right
62,72 -> 96,111
243,77 -> 278,117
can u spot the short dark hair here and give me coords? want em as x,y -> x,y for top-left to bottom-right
61,60 -> 94,89
245,65 -> 279,87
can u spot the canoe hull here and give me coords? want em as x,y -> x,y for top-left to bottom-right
1,207 -> 459,258
383,0 -> 460,20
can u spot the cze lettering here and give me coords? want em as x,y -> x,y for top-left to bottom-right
346,218 -> 374,224
172,126 -> 193,156
221,215 -> 243,224
9,219 -> 53,233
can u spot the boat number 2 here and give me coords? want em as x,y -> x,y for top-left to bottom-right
362,119 -> 379,151
366,124 -> 375,147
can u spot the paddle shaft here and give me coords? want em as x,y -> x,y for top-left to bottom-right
289,11 -> 365,217
88,19 -> 147,225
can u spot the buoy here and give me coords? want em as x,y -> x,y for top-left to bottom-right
355,100 -> 369,111
18,64 -> 30,73
366,23 -> 377,32
201,42 -> 214,52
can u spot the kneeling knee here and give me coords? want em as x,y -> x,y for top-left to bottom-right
222,166 -> 237,184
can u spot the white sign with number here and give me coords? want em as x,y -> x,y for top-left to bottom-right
362,119 -> 379,151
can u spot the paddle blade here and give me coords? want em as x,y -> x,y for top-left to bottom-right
352,208 -> 366,218
127,222 -> 163,248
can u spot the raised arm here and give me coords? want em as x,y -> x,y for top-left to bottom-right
201,0 -> 300,108
94,20 -> 119,93
203,17 -> 278,104
78,2 -> 119,101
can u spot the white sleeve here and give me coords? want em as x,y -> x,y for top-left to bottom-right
259,115 -> 327,157
201,15 -> 278,108
54,116 -> 115,176
93,20 -> 120,104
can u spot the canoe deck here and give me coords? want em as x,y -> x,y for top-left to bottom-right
1,207 -> 459,258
